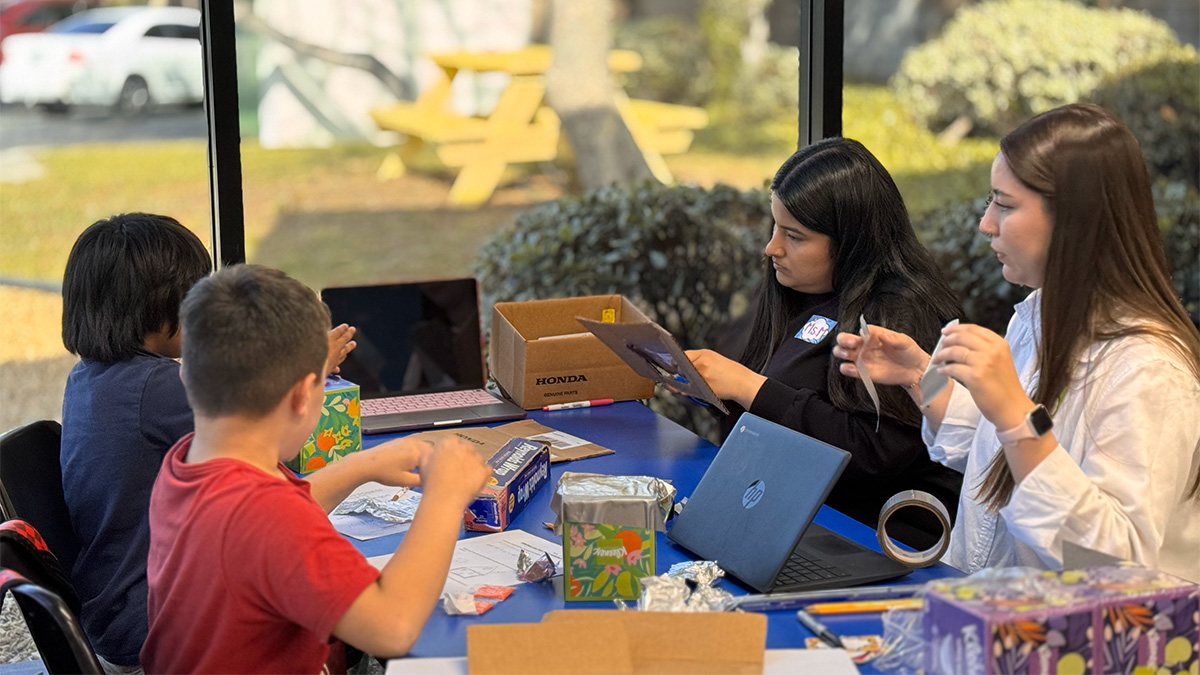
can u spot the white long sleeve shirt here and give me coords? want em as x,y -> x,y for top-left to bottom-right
923,290 -> 1200,583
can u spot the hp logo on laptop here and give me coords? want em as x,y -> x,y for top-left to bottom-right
742,480 -> 765,509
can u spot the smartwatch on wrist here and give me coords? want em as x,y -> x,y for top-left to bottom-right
996,404 -> 1053,444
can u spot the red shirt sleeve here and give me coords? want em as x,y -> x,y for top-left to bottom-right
219,476 -> 380,641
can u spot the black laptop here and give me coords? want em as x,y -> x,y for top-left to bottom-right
668,413 -> 911,592
321,279 -> 526,434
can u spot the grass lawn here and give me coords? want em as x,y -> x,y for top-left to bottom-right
0,84 -> 998,431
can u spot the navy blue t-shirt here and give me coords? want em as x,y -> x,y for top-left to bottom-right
61,350 -> 193,666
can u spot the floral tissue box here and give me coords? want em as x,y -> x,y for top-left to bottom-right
923,564 -> 1198,675
287,375 -> 361,474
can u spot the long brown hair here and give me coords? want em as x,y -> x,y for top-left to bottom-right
976,103 -> 1200,509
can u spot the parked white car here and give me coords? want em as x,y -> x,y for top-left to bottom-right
0,6 -> 203,113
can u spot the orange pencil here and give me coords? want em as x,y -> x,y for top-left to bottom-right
804,598 -> 925,615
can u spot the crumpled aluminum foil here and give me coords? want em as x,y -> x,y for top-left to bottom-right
635,560 -> 736,612
667,560 -> 725,586
516,548 -> 556,583
330,487 -> 419,523
441,592 -> 477,615
637,575 -> 691,611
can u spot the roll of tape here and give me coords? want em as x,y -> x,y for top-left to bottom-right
876,489 -> 951,568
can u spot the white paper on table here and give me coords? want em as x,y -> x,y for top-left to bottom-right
764,648 -> 858,674
329,481 -> 421,541
385,657 -> 466,675
384,649 -> 857,675
367,529 -> 563,596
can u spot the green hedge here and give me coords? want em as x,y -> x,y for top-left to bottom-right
892,0 -> 1182,136
1091,45 -> 1200,187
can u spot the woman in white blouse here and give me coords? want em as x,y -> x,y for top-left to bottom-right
833,103 -> 1200,583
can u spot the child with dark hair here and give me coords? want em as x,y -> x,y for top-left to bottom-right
60,213 -> 212,672
59,214 -> 355,672
141,265 -> 491,673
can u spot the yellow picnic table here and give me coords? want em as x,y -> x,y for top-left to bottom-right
370,44 -> 708,207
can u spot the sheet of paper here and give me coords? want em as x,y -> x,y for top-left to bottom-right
385,649 -> 856,675
857,315 -> 881,432
367,529 -> 563,596
764,648 -> 858,674
919,318 -> 960,404
385,657 -> 467,675
329,482 -> 420,541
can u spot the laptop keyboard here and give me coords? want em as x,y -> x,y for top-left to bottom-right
774,551 -> 852,588
360,389 -> 499,415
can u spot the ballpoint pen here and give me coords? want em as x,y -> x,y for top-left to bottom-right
796,608 -> 844,649
733,584 -> 925,611
805,598 -> 925,615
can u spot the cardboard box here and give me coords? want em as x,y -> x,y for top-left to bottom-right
489,295 -> 657,409
923,564 -> 1199,675
288,375 -> 362,474
552,473 -> 674,602
467,610 -> 767,674
464,437 -> 551,532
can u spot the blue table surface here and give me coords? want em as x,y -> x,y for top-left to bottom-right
355,401 -> 960,670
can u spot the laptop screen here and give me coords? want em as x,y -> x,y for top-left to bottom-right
321,279 -> 485,398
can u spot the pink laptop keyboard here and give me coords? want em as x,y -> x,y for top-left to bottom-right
359,389 -> 500,416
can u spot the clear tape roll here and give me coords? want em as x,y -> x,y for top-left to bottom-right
876,489 -> 951,568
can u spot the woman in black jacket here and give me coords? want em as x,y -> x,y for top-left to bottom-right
686,137 -> 963,547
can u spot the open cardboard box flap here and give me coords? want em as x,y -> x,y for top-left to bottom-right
466,610 -> 766,674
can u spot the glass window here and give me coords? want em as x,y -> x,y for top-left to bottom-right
234,0 -> 796,292
0,5 -> 212,433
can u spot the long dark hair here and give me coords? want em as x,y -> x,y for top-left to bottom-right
741,137 -> 961,426
976,103 -> 1200,508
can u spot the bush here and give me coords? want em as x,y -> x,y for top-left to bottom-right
915,198 -> 1026,334
1091,45 -> 1200,187
474,182 -> 770,440
892,0 -> 1182,136
613,17 -> 713,107
1155,180 -> 1200,327
915,182 -> 1200,334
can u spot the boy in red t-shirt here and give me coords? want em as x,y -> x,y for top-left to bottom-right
141,264 -> 491,674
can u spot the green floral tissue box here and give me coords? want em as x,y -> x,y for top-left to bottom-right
552,472 -> 675,601
287,375 -> 361,474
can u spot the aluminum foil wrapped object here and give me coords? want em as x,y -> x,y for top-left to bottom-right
634,560 -> 735,612
516,548 -> 556,583
441,592 -> 477,616
637,575 -> 691,611
667,560 -> 725,586
551,472 -> 676,533
329,487 -> 419,523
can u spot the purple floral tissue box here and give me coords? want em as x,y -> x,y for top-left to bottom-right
923,565 -> 1198,675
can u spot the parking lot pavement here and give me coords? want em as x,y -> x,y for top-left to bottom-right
0,103 -> 207,150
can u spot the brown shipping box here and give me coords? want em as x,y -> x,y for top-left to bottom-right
467,610 -> 767,675
490,295 -> 657,409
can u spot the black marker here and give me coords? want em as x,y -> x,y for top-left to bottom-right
796,608 -> 844,649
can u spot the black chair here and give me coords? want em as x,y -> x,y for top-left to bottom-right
1,570 -> 103,674
0,421 -> 81,573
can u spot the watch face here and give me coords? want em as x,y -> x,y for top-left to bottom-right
1030,405 -> 1054,436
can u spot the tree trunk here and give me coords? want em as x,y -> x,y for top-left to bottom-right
545,0 -> 655,190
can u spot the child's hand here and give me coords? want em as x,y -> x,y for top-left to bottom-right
366,438 -> 427,488
418,437 -> 491,508
327,324 -> 357,376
